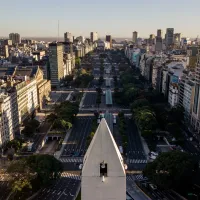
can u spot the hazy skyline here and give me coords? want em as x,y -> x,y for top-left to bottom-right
1,0 -> 200,38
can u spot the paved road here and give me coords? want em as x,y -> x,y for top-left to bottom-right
57,93 -> 70,103
125,119 -> 147,170
82,92 -> 97,108
33,172 -> 80,200
126,174 -> 150,200
60,117 -> 93,160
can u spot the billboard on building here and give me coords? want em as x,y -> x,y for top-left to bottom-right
171,75 -> 179,83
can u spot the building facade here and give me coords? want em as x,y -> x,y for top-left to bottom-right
165,28 -> 174,48
132,31 -> 138,43
49,43 -> 64,88
90,32 -> 98,42
64,32 -> 73,43
9,33 -> 21,44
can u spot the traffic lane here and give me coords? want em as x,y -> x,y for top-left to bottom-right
126,179 -> 150,200
126,119 -> 146,160
62,117 -> 93,156
33,178 -> 80,200
82,93 -> 97,107
57,93 -> 70,103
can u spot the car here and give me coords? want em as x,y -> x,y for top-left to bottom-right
149,184 -> 157,190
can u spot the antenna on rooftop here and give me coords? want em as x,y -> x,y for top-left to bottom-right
57,20 -> 59,42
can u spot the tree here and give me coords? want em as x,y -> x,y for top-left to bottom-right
131,98 -> 149,110
26,154 -> 63,185
143,151 -> 199,191
165,123 -> 182,139
22,119 -> 40,137
7,159 -> 35,193
75,57 -> 81,67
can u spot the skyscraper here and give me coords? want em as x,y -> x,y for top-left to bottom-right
132,31 -> 138,43
64,32 -> 73,42
173,33 -> 181,46
81,119 -> 126,200
9,33 -> 21,44
157,29 -> 163,38
90,32 -> 98,42
106,35 -> 112,48
49,43 -> 64,88
156,29 -> 163,52
166,28 -> 174,47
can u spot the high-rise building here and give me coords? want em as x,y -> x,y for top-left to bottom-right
155,36 -> 163,52
49,43 -> 64,88
90,32 -> 98,42
157,29 -> 163,38
173,33 -> 181,46
81,119 -> 126,200
132,31 -> 138,43
9,33 -> 21,44
165,28 -> 174,47
106,35 -> 112,48
64,32 -> 73,43
191,49 -> 200,132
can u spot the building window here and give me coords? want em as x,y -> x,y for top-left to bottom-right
100,161 -> 107,177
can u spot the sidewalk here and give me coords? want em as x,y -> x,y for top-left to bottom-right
54,129 -> 72,160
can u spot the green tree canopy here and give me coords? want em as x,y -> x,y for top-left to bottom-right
143,151 -> 199,190
131,98 -> 149,110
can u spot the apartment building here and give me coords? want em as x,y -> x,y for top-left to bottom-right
191,50 -> 200,132
165,28 -> 174,48
132,31 -> 138,43
0,93 -> 15,146
178,72 -> 195,121
9,33 -> 21,44
15,79 -> 38,124
168,83 -> 179,107
90,32 -> 98,42
64,32 -> 73,43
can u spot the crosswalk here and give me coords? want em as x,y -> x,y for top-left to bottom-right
61,172 -> 81,180
127,159 -> 147,164
59,157 -> 83,163
126,174 -> 147,181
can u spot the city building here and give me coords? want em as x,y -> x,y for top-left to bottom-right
155,36 -> 163,52
9,33 -> 21,44
168,83 -> 179,107
132,31 -> 138,43
157,29 -> 163,38
0,45 -> 9,58
0,93 -> 15,146
106,35 -> 112,48
174,33 -> 181,47
15,79 -> 38,124
49,43 -> 64,88
90,32 -> 98,42
191,50 -> 200,132
178,72 -> 195,121
165,28 -> 174,48
81,119 -> 126,200
64,32 -> 73,43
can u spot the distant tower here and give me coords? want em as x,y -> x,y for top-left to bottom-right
106,35 -> 112,48
49,43 -> 64,88
157,29 -> 163,38
166,28 -> 174,47
9,33 -> 21,44
64,32 -> 73,42
81,119 -> 126,200
90,32 -> 98,42
132,31 -> 138,43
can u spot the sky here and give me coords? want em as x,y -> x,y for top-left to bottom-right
1,0 -> 200,38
